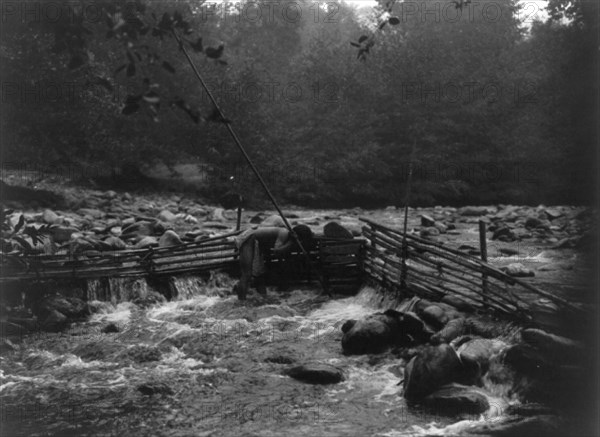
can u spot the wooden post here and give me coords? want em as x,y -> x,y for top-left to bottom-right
478,220 -> 488,303
236,195 -> 243,231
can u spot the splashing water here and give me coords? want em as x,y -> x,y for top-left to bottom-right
1,282 -> 520,437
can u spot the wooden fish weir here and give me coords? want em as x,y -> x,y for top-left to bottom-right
0,231 -> 241,283
360,217 -> 587,325
0,231 -> 365,295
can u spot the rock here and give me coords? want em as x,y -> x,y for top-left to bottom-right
544,208 -> 563,220
158,209 -> 177,222
341,320 -> 356,334
525,216 -> 543,229
286,363 -> 344,384
431,318 -> 468,344
110,226 -> 122,236
421,305 -> 449,330
502,344 -> 549,376
341,312 -> 409,354
101,323 -> 120,333
42,209 -> 61,224
121,220 -> 156,238
434,222 -> 448,233
420,227 -> 440,238
209,207 -> 226,222
104,236 -> 127,250
260,214 -> 285,227
78,208 -> 103,219
501,263 -> 535,277
158,230 -> 183,247
49,226 -> 79,243
323,221 -> 353,239
135,236 -> 158,249
384,309 -> 433,343
521,328 -> 585,363
40,309 -> 68,332
33,295 -> 89,320
103,190 -> 118,199
403,344 -> 464,401
420,214 -> 436,227
493,226 -> 516,241
441,295 -> 474,313
458,338 -> 507,373
133,290 -> 166,308
421,384 -> 490,415
459,207 -> 489,217
137,382 -> 174,396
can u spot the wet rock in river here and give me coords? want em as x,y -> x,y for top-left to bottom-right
458,338 -> 507,373
341,319 -> 356,334
420,305 -> 449,330
286,363 -> 344,384
101,322 -> 120,333
123,344 -> 162,363
403,344 -> 464,402
342,312 -> 409,355
501,263 -> 535,277
520,328 -> 585,363
421,383 -> 490,416
420,214 -> 436,227
430,318 -> 468,345
104,236 -> 127,250
441,295 -> 475,313
42,209 -> 61,224
260,214 -> 285,227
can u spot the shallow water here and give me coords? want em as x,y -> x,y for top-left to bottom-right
0,284 -> 517,437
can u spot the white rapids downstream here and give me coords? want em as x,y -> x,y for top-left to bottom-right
1,277 -> 517,437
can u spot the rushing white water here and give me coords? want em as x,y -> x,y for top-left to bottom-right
1,282 -> 522,437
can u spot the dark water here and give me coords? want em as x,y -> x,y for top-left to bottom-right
1,278 -> 515,437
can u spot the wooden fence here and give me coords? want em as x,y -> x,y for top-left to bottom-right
360,217 -> 587,324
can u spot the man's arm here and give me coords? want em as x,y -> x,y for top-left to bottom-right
272,229 -> 294,256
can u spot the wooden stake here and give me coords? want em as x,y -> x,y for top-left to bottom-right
479,220 -> 488,303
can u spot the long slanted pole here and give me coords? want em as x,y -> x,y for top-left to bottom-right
172,30 -> 326,292
400,137 -> 416,292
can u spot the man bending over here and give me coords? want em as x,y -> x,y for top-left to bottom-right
234,224 -> 313,300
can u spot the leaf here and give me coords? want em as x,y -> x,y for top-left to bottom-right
388,16 -> 400,25
125,94 -> 142,105
217,60 -> 228,66
122,102 -> 140,115
115,64 -> 127,74
14,215 -> 25,233
162,61 -> 176,73
350,42 -> 360,47
172,99 -> 199,123
358,35 -> 368,43
127,62 -> 136,77
379,21 -> 387,30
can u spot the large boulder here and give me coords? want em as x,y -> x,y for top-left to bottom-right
458,338 -> 507,373
421,383 -> 490,416
458,207 -> 489,217
33,295 -> 89,321
431,318 -> 468,344
520,328 -> 585,364
403,344 -> 464,402
157,209 -> 177,222
40,309 -> 68,332
342,310 -> 431,355
323,221 -> 353,240
286,363 -> 344,384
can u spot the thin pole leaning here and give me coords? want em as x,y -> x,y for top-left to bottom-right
171,30 -> 326,292
400,137 -> 416,292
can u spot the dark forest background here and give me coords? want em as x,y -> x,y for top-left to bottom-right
1,0 -> 598,208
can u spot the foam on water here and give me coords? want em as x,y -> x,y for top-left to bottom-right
89,301 -> 136,325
